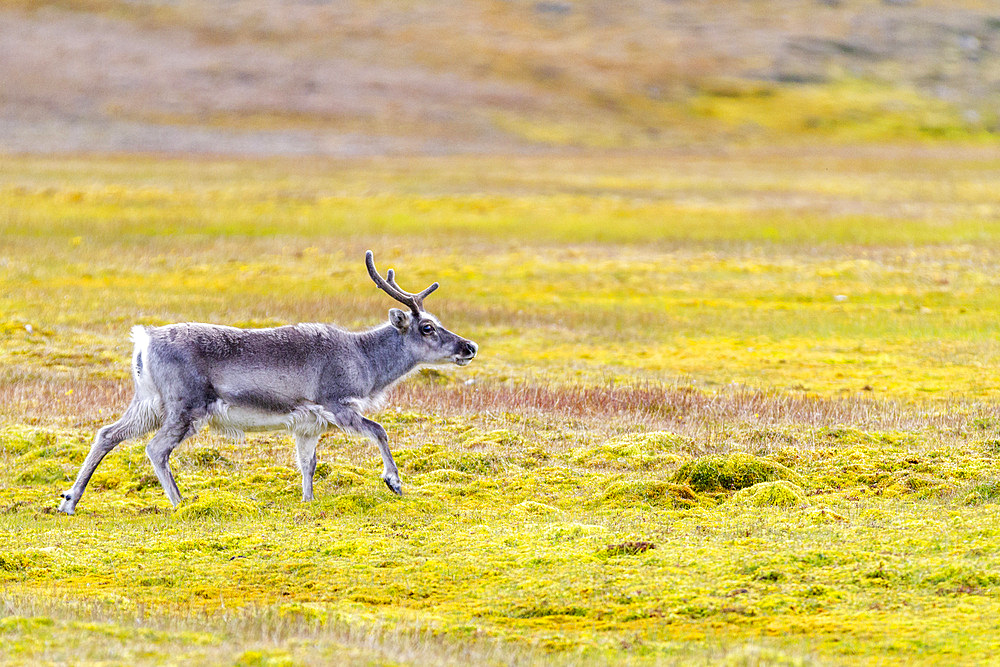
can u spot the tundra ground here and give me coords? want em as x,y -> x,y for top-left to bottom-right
3,149 -> 1000,665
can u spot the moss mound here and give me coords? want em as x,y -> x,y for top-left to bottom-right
598,479 -> 703,509
175,491 -> 258,520
671,453 -> 803,493
325,491 -> 392,515
730,481 -> 808,508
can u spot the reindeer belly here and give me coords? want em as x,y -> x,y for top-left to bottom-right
205,401 -> 337,438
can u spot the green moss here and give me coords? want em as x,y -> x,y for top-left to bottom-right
323,491 -> 391,515
730,481 -> 808,508
320,465 -> 366,488
671,453 -> 803,493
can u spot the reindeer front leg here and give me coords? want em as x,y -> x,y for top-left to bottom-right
328,405 -> 402,496
364,417 -> 402,495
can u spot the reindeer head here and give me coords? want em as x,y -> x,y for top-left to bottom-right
366,251 -> 478,366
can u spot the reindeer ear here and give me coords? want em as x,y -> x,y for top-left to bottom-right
389,308 -> 412,332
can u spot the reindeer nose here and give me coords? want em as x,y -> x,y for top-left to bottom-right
462,341 -> 478,358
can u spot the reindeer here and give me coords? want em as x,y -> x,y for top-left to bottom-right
57,251 -> 478,514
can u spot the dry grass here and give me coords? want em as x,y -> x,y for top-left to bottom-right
395,379 -> 993,435
5,372 -> 993,440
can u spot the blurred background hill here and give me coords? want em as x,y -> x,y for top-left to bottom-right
2,0 -> 1000,155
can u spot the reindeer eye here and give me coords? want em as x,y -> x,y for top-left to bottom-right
420,323 -> 435,335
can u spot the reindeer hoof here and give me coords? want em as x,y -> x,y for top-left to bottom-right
57,492 -> 76,515
383,476 -> 403,496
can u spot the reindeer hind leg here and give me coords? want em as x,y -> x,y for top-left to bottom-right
145,413 -> 201,508
59,398 -> 161,515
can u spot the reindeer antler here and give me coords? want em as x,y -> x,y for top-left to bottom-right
365,251 -> 439,315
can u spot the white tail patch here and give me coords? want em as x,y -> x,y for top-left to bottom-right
130,325 -> 160,404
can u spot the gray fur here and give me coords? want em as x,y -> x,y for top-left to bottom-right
58,253 -> 477,514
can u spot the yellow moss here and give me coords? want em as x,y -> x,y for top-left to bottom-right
691,77 -> 990,143
459,428 -> 524,450
0,552 -> 31,572
0,616 -> 55,631
234,650 -> 296,667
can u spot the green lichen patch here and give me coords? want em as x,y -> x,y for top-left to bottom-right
671,453 -> 803,494
730,481 -> 808,508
